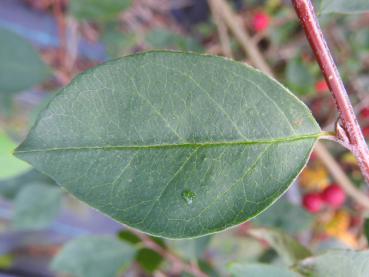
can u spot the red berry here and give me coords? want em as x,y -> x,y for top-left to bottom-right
315,80 -> 329,93
363,127 -> 369,138
251,11 -> 270,32
310,152 -> 318,161
360,107 -> 369,119
303,193 -> 324,213
321,184 -> 346,208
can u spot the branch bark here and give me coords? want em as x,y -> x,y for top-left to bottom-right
291,0 -> 369,185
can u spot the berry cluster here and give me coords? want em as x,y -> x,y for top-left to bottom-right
302,184 -> 346,213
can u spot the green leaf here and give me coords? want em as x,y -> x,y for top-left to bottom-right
229,263 -> 301,277
0,28 -> 50,94
146,29 -> 203,52
270,10 -> 299,45
102,28 -> 136,58
296,250 -> 369,277
69,0 -> 132,21
0,132 -> 30,180
0,169 -> 56,200
248,228 -> 311,265
117,229 -> 166,248
29,92 -> 56,127
285,58 -> 314,95
168,235 -> 212,260
258,248 -> 278,263
320,0 -> 369,14
181,260 -> 220,277
136,248 -> 163,273
117,229 -> 164,272
13,183 -> 62,230
209,231 -> 265,274
198,259 -> 221,277
15,51 -> 321,238
0,94 -> 14,117
117,229 -> 141,245
252,199 -> 313,234
0,255 -> 14,269
51,236 -> 136,277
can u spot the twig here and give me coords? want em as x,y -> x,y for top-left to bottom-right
292,0 -> 369,185
210,0 -> 369,208
210,0 -> 273,75
131,230 -> 207,277
53,0 -> 67,65
208,0 -> 233,58
65,17 -> 79,72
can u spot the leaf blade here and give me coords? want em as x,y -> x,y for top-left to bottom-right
248,228 -> 311,265
296,250 -> 369,277
229,263 -> 301,277
15,51 -> 320,238
13,183 -> 62,230
0,132 -> 30,179
51,236 -> 136,277
0,28 -> 50,94
70,0 -> 132,21
320,0 -> 369,14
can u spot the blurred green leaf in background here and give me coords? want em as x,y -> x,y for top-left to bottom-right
51,236 -> 136,277
0,28 -> 50,95
13,183 -> 62,230
229,263 -> 301,277
69,0 -> 133,21
0,132 -> 30,180
296,250 -> 369,277
320,0 -> 369,14
145,28 -> 203,52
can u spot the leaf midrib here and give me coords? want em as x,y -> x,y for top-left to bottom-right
15,132 -> 321,154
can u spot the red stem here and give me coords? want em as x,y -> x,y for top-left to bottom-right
291,0 -> 369,185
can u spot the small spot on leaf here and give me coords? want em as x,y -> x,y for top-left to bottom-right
182,190 -> 196,205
